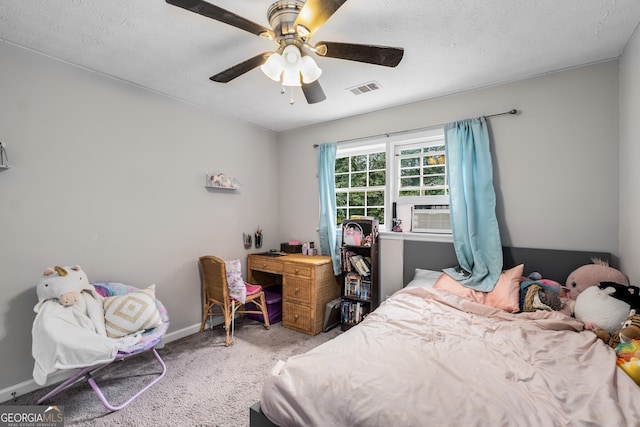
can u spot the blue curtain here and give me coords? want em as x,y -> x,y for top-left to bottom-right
317,143 -> 341,275
443,117 -> 502,291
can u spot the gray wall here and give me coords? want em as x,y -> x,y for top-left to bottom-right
2,33 -> 637,400
619,26 -> 640,283
278,61 -> 622,293
0,41 -> 279,396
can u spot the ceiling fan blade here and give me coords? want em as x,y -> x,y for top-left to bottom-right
294,0 -> 347,38
315,41 -> 404,67
210,52 -> 270,83
166,0 -> 275,39
302,80 -> 327,104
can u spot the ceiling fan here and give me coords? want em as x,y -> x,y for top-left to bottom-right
165,0 -> 404,104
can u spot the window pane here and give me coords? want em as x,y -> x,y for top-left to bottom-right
401,167 -> 420,177
424,155 -> 446,166
351,172 -> 366,187
400,177 -> 420,187
423,176 -> 445,186
367,207 -> 385,225
369,170 -> 386,186
399,190 -> 420,197
351,155 -> 367,172
349,192 -> 365,206
370,152 -> 386,170
337,208 -> 347,225
424,189 -> 446,196
400,148 -> 421,155
367,191 -> 384,206
335,174 -> 349,188
349,208 -> 365,217
400,157 -> 420,168
424,166 -> 445,175
425,145 -> 445,153
335,157 -> 349,173
336,192 -> 347,206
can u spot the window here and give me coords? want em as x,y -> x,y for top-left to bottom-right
335,143 -> 386,226
335,127 -> 447,231
394,129 -> 449,203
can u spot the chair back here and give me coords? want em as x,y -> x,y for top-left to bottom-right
198,256 -> 229,303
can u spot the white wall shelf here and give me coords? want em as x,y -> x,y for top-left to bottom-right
205,173 -> 241,190
205,184 -> 237,190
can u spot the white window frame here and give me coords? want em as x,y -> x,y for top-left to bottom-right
335,141 -> 387,229
391,127 -> 448,207
335,126 -> 447,232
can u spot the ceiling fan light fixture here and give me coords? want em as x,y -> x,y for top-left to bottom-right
300,55 -> 322,83
282,68 -> 302,87
260,53 -> 284,81
282,44 -> 301,65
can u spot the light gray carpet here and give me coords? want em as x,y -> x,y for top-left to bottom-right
5,320 -> 341,426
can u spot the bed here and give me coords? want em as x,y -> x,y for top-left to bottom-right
251,244 -> 640,427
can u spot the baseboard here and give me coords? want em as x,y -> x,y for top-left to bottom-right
0,321 -> 211,404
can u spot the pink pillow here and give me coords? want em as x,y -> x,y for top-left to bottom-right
485,264 -> 524,312
433,264 -> 524,313
433,273 -> 486,304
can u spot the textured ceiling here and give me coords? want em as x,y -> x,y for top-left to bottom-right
1,0 -> 640,132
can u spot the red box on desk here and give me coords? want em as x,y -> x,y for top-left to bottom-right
246,285 -> 282,324
281,242 -> 302,253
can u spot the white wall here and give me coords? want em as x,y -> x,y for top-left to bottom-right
619,26 -> 640,283
0,42 -> 279,393
278,61 -> 621,287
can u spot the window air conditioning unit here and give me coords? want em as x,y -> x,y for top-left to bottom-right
412,205 -> 451,233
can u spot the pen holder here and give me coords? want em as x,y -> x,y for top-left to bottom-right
243,233 -> 252,249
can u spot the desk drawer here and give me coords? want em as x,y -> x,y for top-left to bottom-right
283,277 -> 312,305
283,302 -> 312,334
249,257 -> 284,275
284,263 -> 312,278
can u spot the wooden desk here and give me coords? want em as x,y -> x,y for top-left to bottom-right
248,254 -> 340,335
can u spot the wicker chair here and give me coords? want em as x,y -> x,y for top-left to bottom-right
198,256 -> 270,346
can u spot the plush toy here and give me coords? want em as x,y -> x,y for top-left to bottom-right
519,272 -> 565,312
564,258 -> 629,315
35,265 -> 98,310
523,272 -> 566,296
599,313 -> 640,349
615,340 -> 640,385
599,282 -> 640,312
574,284 -> 634,334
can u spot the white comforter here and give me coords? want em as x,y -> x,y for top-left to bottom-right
32,290 -> 138,385
261,287 -> 640,427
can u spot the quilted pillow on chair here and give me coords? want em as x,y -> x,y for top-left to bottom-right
225,259 -> 247,303
103,284 -> 162,338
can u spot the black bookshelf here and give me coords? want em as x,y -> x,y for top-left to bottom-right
340,218 -> 379,331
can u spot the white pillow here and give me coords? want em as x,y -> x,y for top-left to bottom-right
103,285 -> 162,338
405,268 -> 444,289
225,259 -> 247,303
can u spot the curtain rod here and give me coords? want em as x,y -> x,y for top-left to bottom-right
313,108 -> 518,148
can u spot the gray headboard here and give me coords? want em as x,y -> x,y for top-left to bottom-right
402,240 -> 616,286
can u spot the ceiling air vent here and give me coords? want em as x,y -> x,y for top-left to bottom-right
348,81 -> 382,95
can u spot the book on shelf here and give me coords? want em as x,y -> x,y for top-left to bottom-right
344,252 -> 369,275
340,300 -> 369,325
349,254 -> 370,276
344,272 -> 371,300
